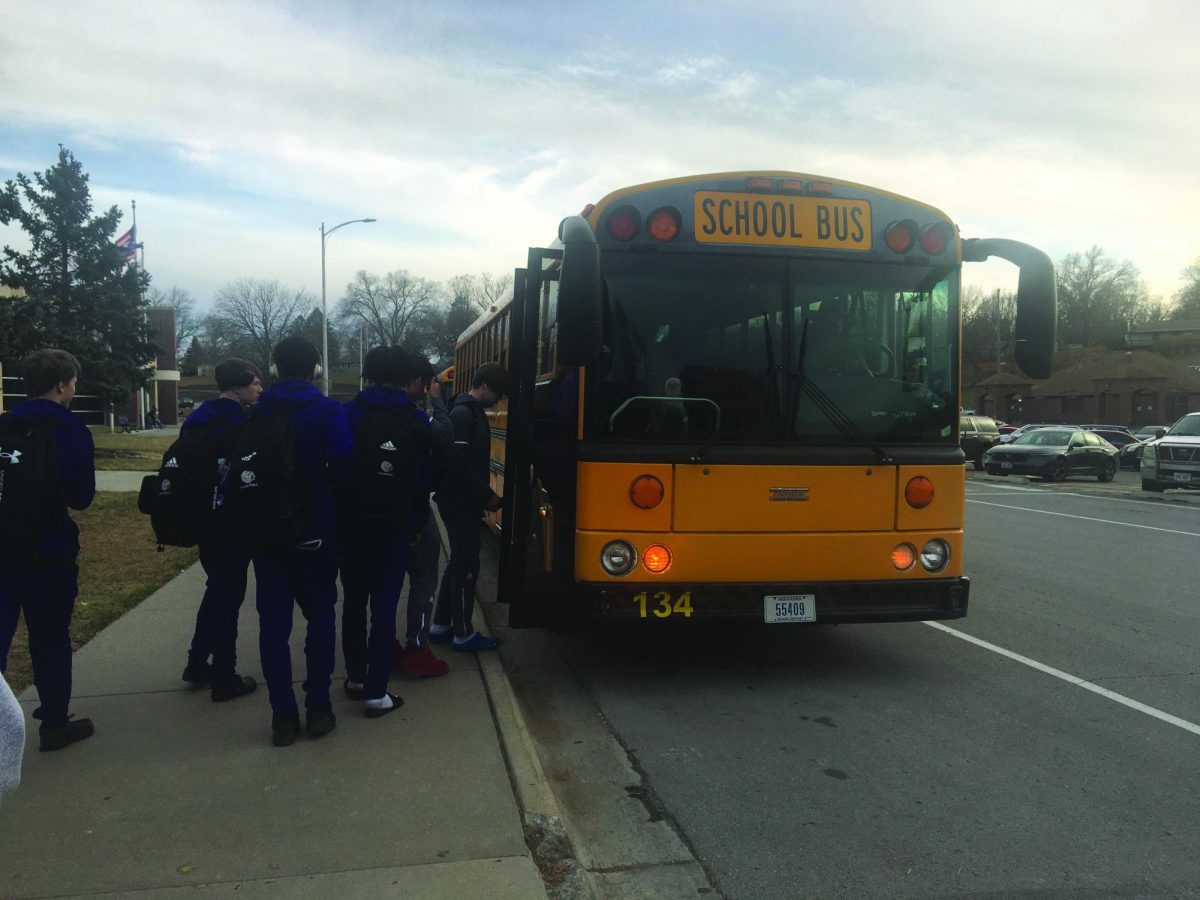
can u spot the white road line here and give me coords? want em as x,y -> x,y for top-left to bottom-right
924,621 -> 1200,737
965,499 -> 1200,537
967,480 -> 1200,510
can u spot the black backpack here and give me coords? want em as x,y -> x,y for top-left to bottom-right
137,413 -> 234,548
224,399 -> 313,551
340,401 -> 424,535
0,414 -> 62,555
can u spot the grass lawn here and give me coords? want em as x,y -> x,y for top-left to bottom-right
91,427 -> 178,471
3,493 -> 198,693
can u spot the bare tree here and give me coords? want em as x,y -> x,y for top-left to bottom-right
147,285 -> 201,357
447,271 -> 514,312
212,278 -> 308,373
336,269 -> 442,348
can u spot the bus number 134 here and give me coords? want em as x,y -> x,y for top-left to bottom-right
632,591 -> 693,619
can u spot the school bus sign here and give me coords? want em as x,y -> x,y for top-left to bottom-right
693,191 -> 872,251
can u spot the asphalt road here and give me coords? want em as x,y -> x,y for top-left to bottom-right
490,469 -> 1200,899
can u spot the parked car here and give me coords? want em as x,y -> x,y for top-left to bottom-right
960,415 -> 1002,470
1139,412 -> 1200,492
1081,424 -> 1134,436
998,423 -> 1063,443
178,396 -> 195,413
1132,424 -> 1169,442
1088,428 -> 1139,450
983,426 -> 1119,482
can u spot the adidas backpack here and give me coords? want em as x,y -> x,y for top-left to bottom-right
137,413 -> 233,548
224,399 -> 312,551
340,401 -> 423,535
0,414 -> 62,555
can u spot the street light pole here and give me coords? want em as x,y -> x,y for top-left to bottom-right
320,217 -> 376,396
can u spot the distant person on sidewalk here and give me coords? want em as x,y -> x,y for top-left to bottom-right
429,362 -> 508,652
180,359 -> 263,703
337,346 -> 431,716
0,671 -> 23,804
231,337 -> 352,746
0,349 -> 96,751
393,355 -> 450,677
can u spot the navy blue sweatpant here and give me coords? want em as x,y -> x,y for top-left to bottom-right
252,540 -> 338,717
188,542 -> 251,688
402,515 -> 441,648
340,531 -> 410,700
0,560 -> 79,728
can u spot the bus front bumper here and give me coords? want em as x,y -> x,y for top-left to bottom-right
577,576 -> 969,623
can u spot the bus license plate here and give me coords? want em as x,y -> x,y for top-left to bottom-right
1174,472 -> 1192,483
765,594 -> 816,623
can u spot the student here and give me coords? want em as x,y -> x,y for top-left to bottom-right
428,362 -> 509,652
393,355 -> 450,677
338,346 -> 431,713
179,359 -> 263,702
239,337 -> 352,746
0,349 -> 96,751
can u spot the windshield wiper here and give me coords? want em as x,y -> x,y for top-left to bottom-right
789,319 -> 893,464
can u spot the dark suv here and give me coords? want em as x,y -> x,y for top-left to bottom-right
960,415 -> 1001,470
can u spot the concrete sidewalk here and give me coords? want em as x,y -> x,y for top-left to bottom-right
0,530 -> 563,897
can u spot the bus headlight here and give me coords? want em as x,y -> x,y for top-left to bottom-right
600,541 -> 637,576
920,539 -> 950,572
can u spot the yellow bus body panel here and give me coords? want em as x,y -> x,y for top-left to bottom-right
577,462 -> 674,533
673,464 -> 894,532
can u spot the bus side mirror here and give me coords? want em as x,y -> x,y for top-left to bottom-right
556,215 -> 603,366
963,238 -> 1057,380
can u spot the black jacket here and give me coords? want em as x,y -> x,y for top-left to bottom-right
434,393 -> 496,511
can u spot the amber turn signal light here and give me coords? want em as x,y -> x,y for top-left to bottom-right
629,475 -> 665,509
891,543 -> 916,571
643,544 -> 672,574
904,476 -> 935,509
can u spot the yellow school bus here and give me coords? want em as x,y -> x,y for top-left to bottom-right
455,172 -> 1055,626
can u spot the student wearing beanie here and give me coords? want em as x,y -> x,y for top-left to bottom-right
179,359 -> 263,702
250,337 -> 353,746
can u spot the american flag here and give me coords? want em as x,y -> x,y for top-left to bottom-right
114,226 -> 143,264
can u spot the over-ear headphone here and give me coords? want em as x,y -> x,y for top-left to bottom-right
268,363 -> 323,379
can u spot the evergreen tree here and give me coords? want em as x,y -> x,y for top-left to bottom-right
0,146 -> 156,404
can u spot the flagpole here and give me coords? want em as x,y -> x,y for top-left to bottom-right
132,199 -> 146,431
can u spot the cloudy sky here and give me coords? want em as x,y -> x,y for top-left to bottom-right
2,0 -> 1197,311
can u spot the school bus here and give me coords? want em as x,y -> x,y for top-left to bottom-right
453,172 -> 1055,626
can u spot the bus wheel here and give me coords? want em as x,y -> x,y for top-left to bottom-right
1142,477 -> 1163,492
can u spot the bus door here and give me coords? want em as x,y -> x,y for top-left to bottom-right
500,248 -> 579,626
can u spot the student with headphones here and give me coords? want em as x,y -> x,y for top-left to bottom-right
247,337 -> 353,747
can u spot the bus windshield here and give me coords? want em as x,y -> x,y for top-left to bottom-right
584,253 -> 957,445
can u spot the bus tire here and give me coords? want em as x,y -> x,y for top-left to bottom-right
1142,477 -> 1163,492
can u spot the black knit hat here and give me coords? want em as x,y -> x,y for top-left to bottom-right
272,336 -> 320,379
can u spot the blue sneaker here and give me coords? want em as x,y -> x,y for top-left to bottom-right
451,632 -> 500,652
428,629 -> 454,644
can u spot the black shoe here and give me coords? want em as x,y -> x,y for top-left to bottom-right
211,675 -> 257,702
181,662 -> 212,686
272,715 -> 301,747
364,692 -> 404,719
306,703 -> 337,737
39,716 -> 95,752
342,677 -> 366,701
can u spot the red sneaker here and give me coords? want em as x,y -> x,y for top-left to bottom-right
399,645 -> 449,677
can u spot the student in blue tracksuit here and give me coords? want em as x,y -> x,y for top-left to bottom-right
250,337 -> 353,747
179,359 -> 262,702
0,350 -> 96,751
392,355 -> 450,677
338,346 -> 432,715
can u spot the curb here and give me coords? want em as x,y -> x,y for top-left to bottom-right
432,511 -> 599,900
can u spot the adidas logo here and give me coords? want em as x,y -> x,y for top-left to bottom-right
241,452 -> 257,462
164,457 -> 180,468
380,440 -> 397,451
